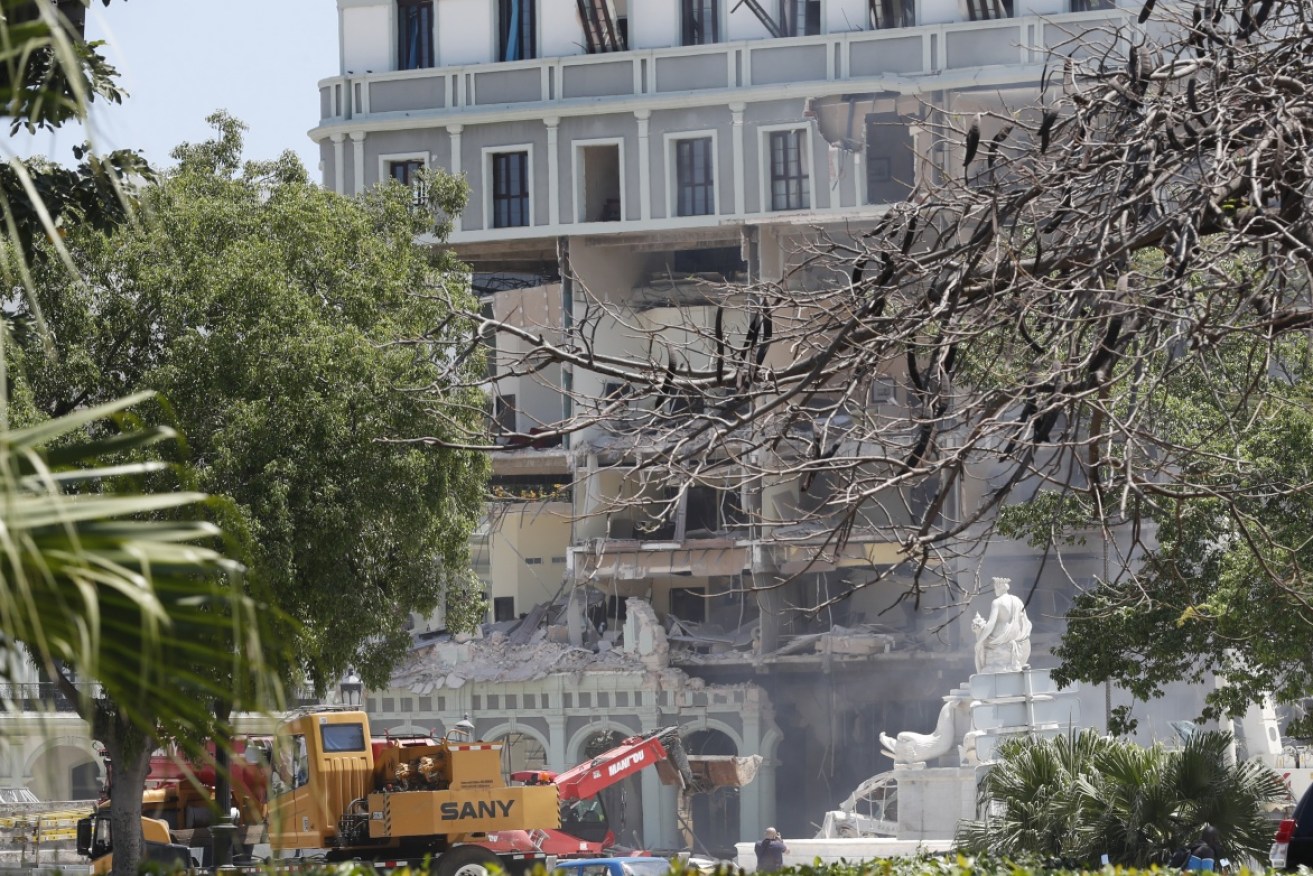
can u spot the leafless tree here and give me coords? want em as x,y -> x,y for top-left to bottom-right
416,0 -> 1313,630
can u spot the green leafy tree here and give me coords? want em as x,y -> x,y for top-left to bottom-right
19,112 -> 490,695
0,4 -> 272,874
957,729 -> 1287,866
994,328 -> 1313,732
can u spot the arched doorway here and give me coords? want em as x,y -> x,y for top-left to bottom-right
495,732 -> 547,773
578,729 -> 647,850
29,745 -> 97,801
682,729 -> 740,858
70,761 -> 101,800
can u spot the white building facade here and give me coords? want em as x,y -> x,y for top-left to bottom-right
307,0 -> 1132,851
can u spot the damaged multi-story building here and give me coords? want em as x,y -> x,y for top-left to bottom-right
305,0 -> 1133,855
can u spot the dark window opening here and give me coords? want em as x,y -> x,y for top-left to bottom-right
675,137 -> 715,217
606,595 -> 629,624
494,393 -> 518,438
769,129 -> 810,211
780,0 -> 822,35
865,113 -> 915,204
493,597 -> 516,621
671,246 -> 746,278
577,0 -> 626,52
579,143 -> 622,222
499,0 -> 537,61
681,0 -> 720,45
669,587 -> 707,623
398,0 -> 434,70
492,151 -> 530,228
869,0 -> 915,28
1069,0 -> 1114,8
686,485 -> 746,535
965,0 -> 1013,19
490,474 -> 570,499
387,159 -> 426,208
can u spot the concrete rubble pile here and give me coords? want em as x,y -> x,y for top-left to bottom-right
393,594 -> 679,692
665,615 -> 896,665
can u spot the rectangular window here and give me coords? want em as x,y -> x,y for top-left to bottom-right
577,0 -> 625,52
494,393 -> 518,436
492,151 -> 530,228
493,596 -> 516,621
869,0 -> 915,28
681,0 -> 719,45
321,723 -> 366,752
397,0 -> 434,70
675,137 -> 715,217
965,0 -> 1013,19
780,0 -> 821,35
768,130 -> 809,211
387,159 -> 426,208
499,0 -> 537,61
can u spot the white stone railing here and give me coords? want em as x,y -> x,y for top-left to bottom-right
317,5 -> 1128,125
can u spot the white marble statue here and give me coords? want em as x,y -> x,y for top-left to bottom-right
879,696 -> 968,765
971,576 -> 1032,673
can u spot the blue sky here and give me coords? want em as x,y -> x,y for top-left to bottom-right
13,1 -> 338,176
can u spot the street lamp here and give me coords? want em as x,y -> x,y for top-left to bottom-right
447,714 -> 475,742
339,670 -> 363,707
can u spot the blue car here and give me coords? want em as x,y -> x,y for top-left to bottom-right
552,856 -> 674,876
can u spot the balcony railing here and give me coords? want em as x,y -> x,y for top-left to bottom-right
0,682 -> 101,712
318,3 -> 1127,125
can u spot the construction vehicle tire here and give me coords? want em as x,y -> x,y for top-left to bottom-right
434,845 -> 502,876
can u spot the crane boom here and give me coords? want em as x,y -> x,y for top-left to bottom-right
517,727 -> 688,801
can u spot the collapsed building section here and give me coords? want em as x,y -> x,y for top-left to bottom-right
375,599 -> 777,856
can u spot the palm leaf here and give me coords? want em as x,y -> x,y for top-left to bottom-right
0,391 -> 274,733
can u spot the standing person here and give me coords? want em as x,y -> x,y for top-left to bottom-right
754,827 -> 788,873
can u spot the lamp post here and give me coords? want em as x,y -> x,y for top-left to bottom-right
340,670 -> 363,707
447,714 -> 476,742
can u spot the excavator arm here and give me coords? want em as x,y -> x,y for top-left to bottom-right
540,727 -> 686,801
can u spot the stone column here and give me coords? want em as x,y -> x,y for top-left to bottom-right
545,116 -> 561,227
755,574 -> 783,655
350,131 -> 367,196
740,707 -> 763,841
447,123 -> 464,232
640,702 -> 681,849
730,102 -> 746,216
635,109 -> 652,220
331,134 -> 345,195
546,712 -> 568,773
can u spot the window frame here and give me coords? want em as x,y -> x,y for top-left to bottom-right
498,0 -> 538,61
681,0 -> 721,45
963,0 -> 1013,20
759,125 -> 811,212
665,132 -> 719,218
396,0 -> 435,70
483,145 -> 535,230
571,137 -> 627,224
869,0 -> 916,28
493,596 -> 516,621
380,152 -> 430,208
578,0 -> 625,52
780,0 -> 822,36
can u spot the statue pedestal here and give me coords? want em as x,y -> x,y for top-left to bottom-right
965,668 -> 1081,763
893,765 -> 986,841
890,670 -> 1082,841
